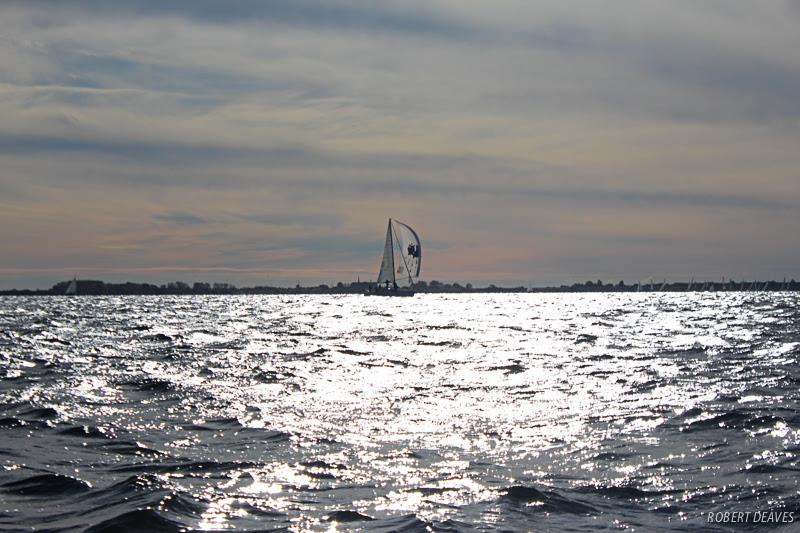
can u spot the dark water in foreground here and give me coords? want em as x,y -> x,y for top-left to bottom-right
1,293 -> 799,532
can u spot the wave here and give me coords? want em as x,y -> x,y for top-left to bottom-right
575,334 -> 598,344
181,419 -> 292,442
742,464 -> 800,474
122,378 -> 176,393
2,473 -> 91,496
17,406 -> 59,420
143,333 -> 174,343
85,508 -> 186,533
92,440 -> 164,457
408,486 -> 460,496
592,451 -> 635,461
324,510 -> 374,522
77,474 -> 214,532
58,424 -> 114,439
488,363 -> 525,374
182,417 -> 245,431
300,460 -> 346,470
578,485 -> 682,500
500,485 -> 597,514
363,513 -> 432,532
681,410 -> 788,432
111,459 -> 259,475
0,417 -> 27,429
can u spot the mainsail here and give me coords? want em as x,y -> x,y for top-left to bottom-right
376,221 -> 395,286
375,219 -> 421,289
65,277 -> 77,296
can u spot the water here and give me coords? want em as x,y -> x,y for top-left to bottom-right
1,293 -> 798,532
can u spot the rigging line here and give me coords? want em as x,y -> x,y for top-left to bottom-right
391,222 -> 415,285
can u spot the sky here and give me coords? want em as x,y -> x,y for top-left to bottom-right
1,0 -> 799,289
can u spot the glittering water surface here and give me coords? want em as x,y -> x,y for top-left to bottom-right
1,293 -> 799,532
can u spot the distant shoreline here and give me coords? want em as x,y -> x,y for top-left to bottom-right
1,279 -> 797,296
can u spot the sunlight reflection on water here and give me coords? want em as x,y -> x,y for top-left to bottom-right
0,292 -> 798,531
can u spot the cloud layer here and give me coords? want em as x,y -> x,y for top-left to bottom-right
1,1 -> 799,287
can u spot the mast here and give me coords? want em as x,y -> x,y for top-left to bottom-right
388,219 -> 395,286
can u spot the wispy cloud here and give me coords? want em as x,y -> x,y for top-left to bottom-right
153,212 -> 207,225
1,1 -> 799,287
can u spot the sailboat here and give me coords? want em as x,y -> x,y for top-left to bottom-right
365,219 -> 421,297
65,276 -> 77,296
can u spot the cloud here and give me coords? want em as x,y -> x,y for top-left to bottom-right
0,133 -> 303,165
153,212 -> 207,225
8,0 -> 482,41
1,1 -> 800,287
3,128 -> 793,213
239,212 -> 346,229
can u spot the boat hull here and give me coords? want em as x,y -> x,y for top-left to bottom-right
364,288 -> 415,297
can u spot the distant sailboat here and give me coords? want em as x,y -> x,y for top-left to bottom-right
687,277 -> 694,291
365,219 -> 421,297
65,276 -> 77,296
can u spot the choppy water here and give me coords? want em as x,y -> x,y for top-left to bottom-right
1,293 -> 799,532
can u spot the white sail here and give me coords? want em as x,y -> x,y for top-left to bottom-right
390,219 -> 421,288
373,219 -> 422,290
376,221 -> 395,287
65,277 -> 77,295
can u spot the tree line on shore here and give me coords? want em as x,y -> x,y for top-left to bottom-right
0,278 -> 797,296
